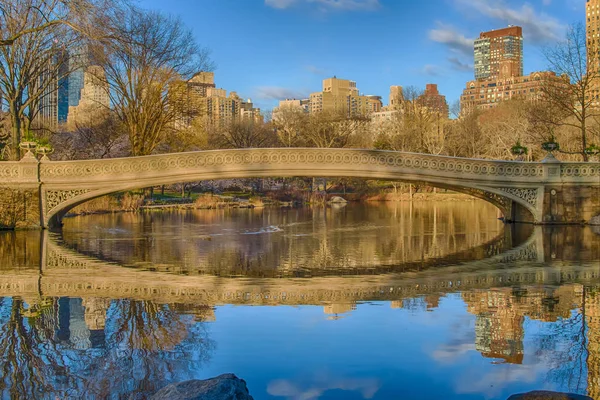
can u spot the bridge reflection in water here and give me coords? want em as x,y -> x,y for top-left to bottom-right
0,222 -> 599,398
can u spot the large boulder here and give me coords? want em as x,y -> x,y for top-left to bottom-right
328,196 -> 347,203
507,391 -> 592,400
150,374 -> 254,400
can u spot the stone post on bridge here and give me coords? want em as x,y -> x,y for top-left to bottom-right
0,150 -> 42,230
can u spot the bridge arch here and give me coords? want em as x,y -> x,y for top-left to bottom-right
36,148 -> 551,228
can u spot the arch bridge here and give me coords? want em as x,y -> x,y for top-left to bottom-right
1,148 -> 599,229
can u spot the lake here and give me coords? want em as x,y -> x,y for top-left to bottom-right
1,201 -> 599,399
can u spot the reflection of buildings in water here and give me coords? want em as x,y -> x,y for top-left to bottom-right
463,285 -> 582,364
324,303 -> 357,319
58,298 -> 106,349
391,300 -> 403,309
425,295 -> 441,311
586,290 -> 600,399
474,311 -> 524,364
83,298 -> 110,330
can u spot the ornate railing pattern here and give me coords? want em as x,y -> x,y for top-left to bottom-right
38,149 -> 552,184
2,148 -> 599,227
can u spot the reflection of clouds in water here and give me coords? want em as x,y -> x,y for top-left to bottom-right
454,363 -> 547,399
431,342 -> 476,363
267,375 -> 381,400
430,324 -> 549,399
430,318 -> 476,363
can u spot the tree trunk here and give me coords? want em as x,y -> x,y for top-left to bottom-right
9,103 -> 21,161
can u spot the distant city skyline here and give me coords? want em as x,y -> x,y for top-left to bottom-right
141,0 -> 582,111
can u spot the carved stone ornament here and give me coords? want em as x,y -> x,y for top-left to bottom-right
45,189 -> 91,213
498,188 -> 539,207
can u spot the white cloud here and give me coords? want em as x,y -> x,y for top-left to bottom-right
455,0 -> 565,44
254,86 -> 310,101
428,23 -> 474,57
265,0 -> 380,11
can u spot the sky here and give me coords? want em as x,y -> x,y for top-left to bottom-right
140,0 -> 585,112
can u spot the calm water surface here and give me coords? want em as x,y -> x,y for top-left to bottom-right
1,201 -> 600,399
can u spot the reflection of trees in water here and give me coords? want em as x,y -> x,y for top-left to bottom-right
0,297 -> 214,399
61,202 -> 505,276
0,297 -> 73,399
533,287 -> 600,398
455,284 -> 600,397
0,231 -> 42,269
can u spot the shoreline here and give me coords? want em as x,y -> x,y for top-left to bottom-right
63,192 -> 481,218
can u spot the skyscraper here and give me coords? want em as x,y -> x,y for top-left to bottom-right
35,51 -> 69,128
474,26 -> 523,81
68,49 -> 90,109
587,0 -> 600,104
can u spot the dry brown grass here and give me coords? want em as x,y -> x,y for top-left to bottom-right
194,194 -> 226,209
249,196 -> 264,207
121,193 -> 144,211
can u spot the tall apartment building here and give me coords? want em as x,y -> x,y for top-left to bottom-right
177,72 -> 262,127
389,86 -> 404,110
417,84 -> 449,118
460,71 -> 567,113
474,26 -> 523,81
187,71 -> 216,98
35,53 -> 69,128
309,76 -> 382,117
240,98 -> 263,123
460,25 -> 567,114
587,0 -> 600,104
66,66 -> 110,127
273,99 -> 310,113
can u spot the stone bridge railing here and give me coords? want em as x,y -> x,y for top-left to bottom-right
1,149 -> 599,228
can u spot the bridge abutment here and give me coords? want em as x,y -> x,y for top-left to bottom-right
0,153 -> 42,230
542,185 -> 600,225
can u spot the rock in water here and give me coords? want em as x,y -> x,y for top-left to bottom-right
328,196 -> 347,203
507,391 -> 592,400
150,374 -> 254,400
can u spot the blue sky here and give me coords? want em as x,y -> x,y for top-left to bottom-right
141,0 -> 584,111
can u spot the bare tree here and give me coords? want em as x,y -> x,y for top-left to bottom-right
272,106 -> 308,147
209,120 -> 276,149
0,0 -> 124,160
51,111 -> 128,159
94,8 -> 214,156
541,23 -> 600,161
301,111 -> 369,148
0,0 -> 78,159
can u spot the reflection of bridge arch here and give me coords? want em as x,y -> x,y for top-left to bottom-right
6,227 -> 597,307
4,149 -> 599,228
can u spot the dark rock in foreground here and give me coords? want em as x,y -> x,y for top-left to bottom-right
150,374 -> 254,400
507,391 -> 592,400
